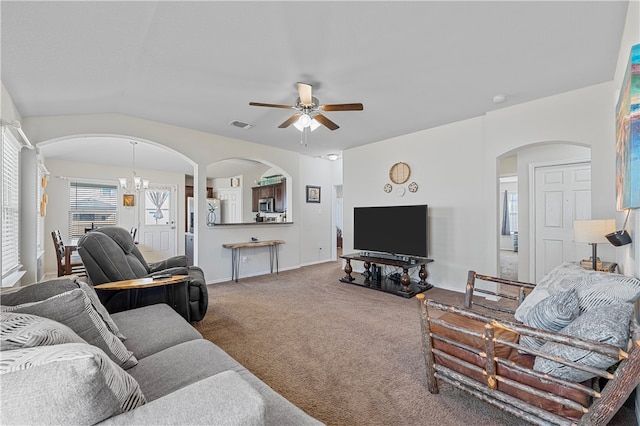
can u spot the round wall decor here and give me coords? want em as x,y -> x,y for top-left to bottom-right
383,183 -> 392,193
389,162 -> 411,184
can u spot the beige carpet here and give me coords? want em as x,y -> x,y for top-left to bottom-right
194,260 -> 636,426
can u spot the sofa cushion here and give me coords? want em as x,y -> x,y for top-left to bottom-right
127,339 -> 322,425
515,262 -> 640,321
519,290 -> 579,351
0,311 -> 86,350
0,343 -> 146,425
0,275 -> 125,340
534,303 -> 634,382
1,289 -> 137,369
111,304 -> 202,359
99,371 -> 266,426
430,312 -> 520,359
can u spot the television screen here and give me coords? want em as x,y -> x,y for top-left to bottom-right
353,204 -> 428,258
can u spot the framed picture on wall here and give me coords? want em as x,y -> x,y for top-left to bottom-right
306,185 -> 321,203
123,194 -> 135,207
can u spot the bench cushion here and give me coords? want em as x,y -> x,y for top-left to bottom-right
431,312 -> 591,420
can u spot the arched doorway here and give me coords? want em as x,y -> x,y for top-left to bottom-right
497,142 -> 591,282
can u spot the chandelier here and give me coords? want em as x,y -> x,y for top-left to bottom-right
119,141 -> 149,192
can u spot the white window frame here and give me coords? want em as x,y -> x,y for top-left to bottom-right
2,129 -> 22,280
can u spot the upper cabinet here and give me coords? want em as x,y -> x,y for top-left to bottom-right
252,178 -> 286,212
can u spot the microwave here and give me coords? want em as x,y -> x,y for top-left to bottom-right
258,197 -> 274,213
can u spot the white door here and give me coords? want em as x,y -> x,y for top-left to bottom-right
534,162 -> 591,281
137,185 -> 177,263
217,188 -> 242,223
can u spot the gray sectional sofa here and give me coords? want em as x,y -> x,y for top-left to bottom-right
0,276 -> 322,425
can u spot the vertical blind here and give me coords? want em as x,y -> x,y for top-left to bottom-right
2,131 -> 21,277
68,182 -> 118,240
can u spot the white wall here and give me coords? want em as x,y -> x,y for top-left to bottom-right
344,117 -> 487,292
42,158 -> 186,277
343,82 -> 618,293
20,113 -> 335,283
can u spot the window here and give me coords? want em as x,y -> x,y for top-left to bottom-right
507,192 -> 518,233
2,130 -> 21,277
69,182 -> 118,240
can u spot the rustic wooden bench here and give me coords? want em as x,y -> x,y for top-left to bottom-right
417,271 -> 640,426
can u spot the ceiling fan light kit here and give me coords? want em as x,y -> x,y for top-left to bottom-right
250,82 -> 363,134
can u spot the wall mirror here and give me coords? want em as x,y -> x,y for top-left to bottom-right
202,158 -> 292,225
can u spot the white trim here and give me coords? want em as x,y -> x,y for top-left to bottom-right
528,158 -> 591,282
1,270 -> 26,288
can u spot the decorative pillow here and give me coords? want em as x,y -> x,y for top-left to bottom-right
519,290 -> 579,352
0,343 -> 146,425
515,262 -> 640,321
76,281 -> 126,340
533,303 -> 633,382
0,276 -> 126,340
1,290 -> 137,369
0,312 -> 86,351
0,276 -> 78,305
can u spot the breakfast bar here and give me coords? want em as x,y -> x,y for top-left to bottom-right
222,240 -> 285,282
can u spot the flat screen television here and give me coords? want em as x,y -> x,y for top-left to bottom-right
353,204 -> 428,258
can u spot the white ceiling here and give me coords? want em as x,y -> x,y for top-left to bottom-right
1,1 -> 629,171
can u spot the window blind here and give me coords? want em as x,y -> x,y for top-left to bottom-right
68,182 -> 118,240
2,132 -> 21,277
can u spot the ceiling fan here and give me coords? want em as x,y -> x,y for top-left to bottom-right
249,82 -> 363,131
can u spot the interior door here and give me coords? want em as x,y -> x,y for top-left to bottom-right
137,185 -> 177,263
534,162 -> 591,281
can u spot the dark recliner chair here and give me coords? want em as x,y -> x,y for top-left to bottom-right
77,226 -> 208,322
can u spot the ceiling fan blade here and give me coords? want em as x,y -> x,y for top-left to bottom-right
321,103 -> 364,112
297,82 -> 313,106
249,102 -> 294,109
278,114 -> 302,128
314,113 -> 340,130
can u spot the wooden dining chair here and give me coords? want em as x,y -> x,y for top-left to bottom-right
51,230 -> 86,277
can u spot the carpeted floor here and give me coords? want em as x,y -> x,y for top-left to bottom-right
193,260 -> 636,426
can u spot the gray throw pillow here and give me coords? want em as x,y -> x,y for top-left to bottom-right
76,281 -> 126,340
0,276 -> 78,305
1,289 -> 137,369
515,262 -> 640,321
534,303 -> 633,382
0,343 -> 146,425
0,311 -> 86,351
0,275 -> 126,340
519,290 -> 579,352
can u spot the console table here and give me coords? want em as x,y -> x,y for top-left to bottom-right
339,253 -> 433,298
222,240 -> 285,282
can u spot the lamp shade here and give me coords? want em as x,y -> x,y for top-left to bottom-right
573,220 -> 616,244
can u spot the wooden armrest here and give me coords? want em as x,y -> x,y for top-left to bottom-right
464,270 -> 537,315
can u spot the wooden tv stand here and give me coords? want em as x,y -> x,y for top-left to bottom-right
339,253 -> 433,298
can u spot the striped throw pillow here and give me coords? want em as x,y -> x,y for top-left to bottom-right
0,343 -> 146,424
0,311 -> 86,350
1,289 -> 137,369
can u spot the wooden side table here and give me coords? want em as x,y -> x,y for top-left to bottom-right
95,275 -> 190,320
580,260 -> 618,273
222,240 -> 285,282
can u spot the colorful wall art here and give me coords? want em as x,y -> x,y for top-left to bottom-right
616,43 -> 640,210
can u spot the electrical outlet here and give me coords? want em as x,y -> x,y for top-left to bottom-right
242,256 -> 248,263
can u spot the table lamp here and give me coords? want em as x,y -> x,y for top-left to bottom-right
573,219 -> 616,270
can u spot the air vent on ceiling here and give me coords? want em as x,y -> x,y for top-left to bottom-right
228,120 -> 253,129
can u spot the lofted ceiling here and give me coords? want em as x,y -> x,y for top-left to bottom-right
1,1 -> 629,170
